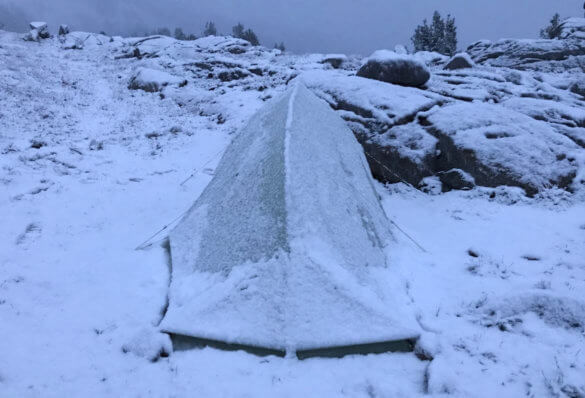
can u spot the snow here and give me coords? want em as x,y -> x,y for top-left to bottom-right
128,67 -> 186,92
365,49 -> 429,72
162,83 -> 417,353
1,26 -> 584,397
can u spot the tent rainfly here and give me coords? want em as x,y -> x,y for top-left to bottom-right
160,82 -> 418,359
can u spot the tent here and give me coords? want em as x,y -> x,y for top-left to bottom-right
160,82 -> 418,358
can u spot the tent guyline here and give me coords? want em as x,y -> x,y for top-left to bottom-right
135,148 -> 226,250
159,82 -> 419,358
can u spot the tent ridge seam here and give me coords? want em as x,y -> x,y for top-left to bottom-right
282,80 -> 300,356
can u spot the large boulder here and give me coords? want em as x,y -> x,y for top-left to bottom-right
420,102 -> 579,195
444,52 -> 474,70
357,50 -> 431,87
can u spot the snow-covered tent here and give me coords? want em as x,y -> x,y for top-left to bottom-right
160,82 -> 418,358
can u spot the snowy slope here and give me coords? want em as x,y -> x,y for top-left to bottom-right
0,29 -> 584,397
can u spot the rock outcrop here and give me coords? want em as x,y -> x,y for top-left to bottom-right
466,38 -> 585,72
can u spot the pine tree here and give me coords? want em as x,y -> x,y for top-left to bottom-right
444,15 -> 458,56
274,42 -> 285,51
242,28 -> 260,45
540,13 -> 563,39
232,23 -> 245,39
411,19 -> 432,53
174,28 -> 186,40
204,21 -> 217,36
411,11 -> 458,55
430,11 -> 445,54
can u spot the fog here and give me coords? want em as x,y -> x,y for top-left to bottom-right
1,0 -> 583,54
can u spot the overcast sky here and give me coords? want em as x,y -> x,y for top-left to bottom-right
1,0 -> 583,54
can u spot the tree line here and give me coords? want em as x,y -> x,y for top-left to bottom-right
145,21 -> 286,51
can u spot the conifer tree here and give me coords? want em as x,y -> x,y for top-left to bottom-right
411,11 -> 458,55
540,13 -> 563,39
444,15 -> 458,56
203,21 -> 217,36
174,28 -> 186,40
232,23 -> 245,39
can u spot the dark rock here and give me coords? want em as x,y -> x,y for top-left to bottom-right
249,68 -> 263,76
218,70 -> 249,82
444,53 -> 474,70
357,53 -> 430,87
321,54 -> 347,69
438,169 -> 475,192
227,46 -> 247,54
58,24 -> 70,35
570,81 -> 585,98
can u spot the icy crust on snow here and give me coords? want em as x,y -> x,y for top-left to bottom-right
162,83 -> 417,351
423,102 -> 579,191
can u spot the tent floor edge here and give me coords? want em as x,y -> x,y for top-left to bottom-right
295,338 -> 418,360
168,333 -> 287,358
168,333 -> 418,360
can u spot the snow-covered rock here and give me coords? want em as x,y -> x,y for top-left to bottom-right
444,52 -> 475,70
321,54 -> 347,69
421,102 -> 579,195
30,22 -> 49,37
128,67 -> 187,92
25,21 -> 50,40
357,50 -> 431,87
412,51 -> 449,66
438,168 -> 475,192
466,37 -> 585,72
560,17 -> 585,40
502,97 -> 585,148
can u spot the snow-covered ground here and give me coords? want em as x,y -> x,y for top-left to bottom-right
1,29 -> 584,397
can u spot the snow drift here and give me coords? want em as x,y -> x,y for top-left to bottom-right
160,82 -> 417,358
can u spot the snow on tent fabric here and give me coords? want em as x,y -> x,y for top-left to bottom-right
160,82 -> 418,358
